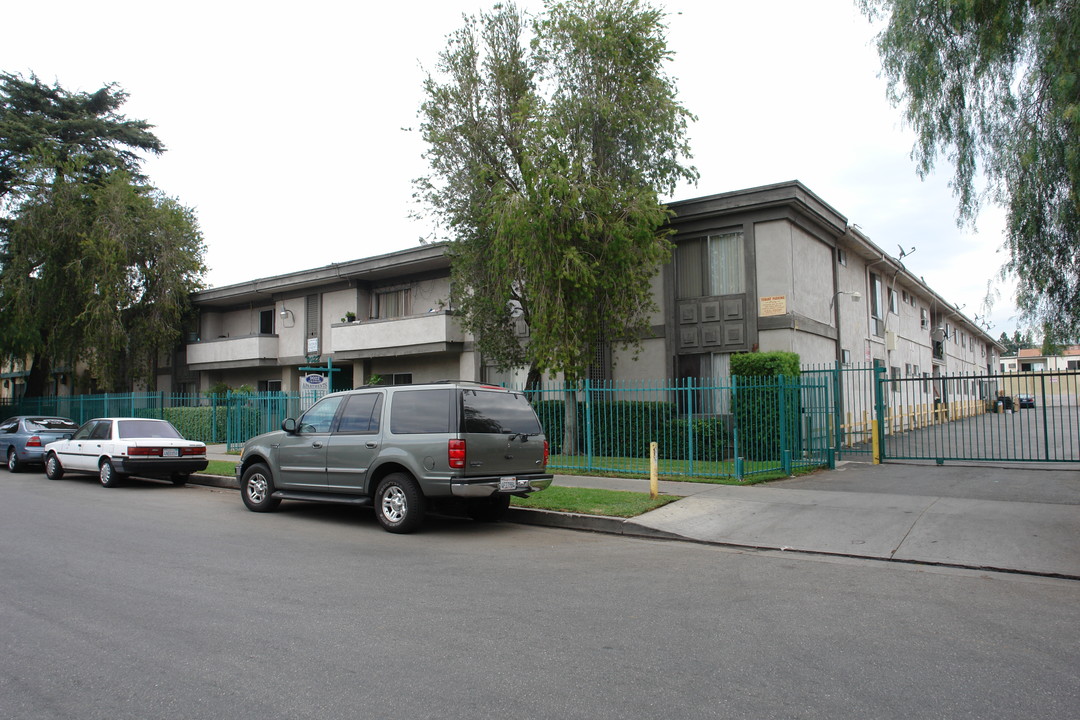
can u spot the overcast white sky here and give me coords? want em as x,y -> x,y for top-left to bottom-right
3,0 -> 1019,336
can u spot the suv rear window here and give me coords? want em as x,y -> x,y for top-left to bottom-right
391,389 -> 453,434
462,389 -> 541,434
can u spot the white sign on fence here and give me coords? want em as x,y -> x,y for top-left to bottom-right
299,373 -> 328,411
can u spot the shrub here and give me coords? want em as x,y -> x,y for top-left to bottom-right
731,351 -> 801,461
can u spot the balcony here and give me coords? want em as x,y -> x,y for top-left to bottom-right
331,311 -> 464,358
186,335 -> 280,369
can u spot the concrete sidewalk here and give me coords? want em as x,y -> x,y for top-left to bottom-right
201,447 -> 1080,579
521,462 -> 1080,579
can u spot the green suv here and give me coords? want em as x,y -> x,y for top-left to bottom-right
236,382 -> 552,533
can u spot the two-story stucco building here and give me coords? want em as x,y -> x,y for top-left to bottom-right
164,181 -> 1000,394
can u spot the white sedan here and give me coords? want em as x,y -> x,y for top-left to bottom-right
43,418 -> 208,487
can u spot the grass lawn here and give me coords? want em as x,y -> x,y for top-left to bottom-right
511,485 -> 678,517
204,460 -> 238,476
549,454 -> 823,485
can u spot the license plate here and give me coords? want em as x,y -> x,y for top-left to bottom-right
499,476 -> 517,491
163,448 -> 179,457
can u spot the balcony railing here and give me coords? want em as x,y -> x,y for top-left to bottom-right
186,335 -> 279,366
331,311 -> 463,354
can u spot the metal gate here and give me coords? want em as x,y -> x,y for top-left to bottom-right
877,370 -> 1080,463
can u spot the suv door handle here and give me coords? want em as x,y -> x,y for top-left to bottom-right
311,441 -> 323,449
366,441 -> 378,448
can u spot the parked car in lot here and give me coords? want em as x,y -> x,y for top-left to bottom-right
237,381 -> 552,533
1017,394 -> 1036,409
1,416 -> 79,472
43,418 -> 208,487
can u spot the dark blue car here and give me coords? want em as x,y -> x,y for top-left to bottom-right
1,416 -> 79,472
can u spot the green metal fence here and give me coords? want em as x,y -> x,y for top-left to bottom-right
521,376 -> 833,479
879,370 -> 1080,463
0,392 -> 302,450
802,363 -> 882,458
1,375 -> 837,478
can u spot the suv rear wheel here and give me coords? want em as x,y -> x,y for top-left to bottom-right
241,463 -> 281,512
375,472 -> 426,534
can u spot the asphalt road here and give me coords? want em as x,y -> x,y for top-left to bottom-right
2,472 -> 1079,720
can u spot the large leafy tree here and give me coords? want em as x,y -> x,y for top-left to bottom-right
0,73 -> 204,394
858,1 -> 1080,335
415,0 -> 697,387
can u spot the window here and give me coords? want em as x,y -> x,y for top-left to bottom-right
869,273 -> 884,337
676,231 -> 745,299
841,349 -> 851,365
259,309 -> 274,335
1070,360 -> 1080,370
298,396 -> 344,433
889,289 -> 898,314
373,287 -> 412,319
462,390 -> 541,435
337,393 -> 383,434
258,379 -> 282,393
390,390 -> 452,434
837,248 -> 847,267
920,308 -> 929,329
891,366 -> 901,392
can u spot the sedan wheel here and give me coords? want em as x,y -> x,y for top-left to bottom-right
45,453 -> 64,480
99,459 -> 125,488
7,448 -> 22,473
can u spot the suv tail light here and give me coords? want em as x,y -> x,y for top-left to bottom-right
25,436 -> 42,448
448,439 -> 466,469
543,440 -> 549,468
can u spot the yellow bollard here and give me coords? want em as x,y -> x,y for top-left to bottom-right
872,420 -> 881,464
649,442 -> 659,499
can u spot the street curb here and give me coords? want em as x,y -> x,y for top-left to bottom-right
504,506 -> 686,540
191,473 -> 238,490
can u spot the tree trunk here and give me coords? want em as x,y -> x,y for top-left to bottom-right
26,354 -> 50,397
563,378 -> 580,456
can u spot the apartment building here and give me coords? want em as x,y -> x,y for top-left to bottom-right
168,181 -> 1000,394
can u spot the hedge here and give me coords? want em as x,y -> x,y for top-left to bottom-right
532,398 -> 730,461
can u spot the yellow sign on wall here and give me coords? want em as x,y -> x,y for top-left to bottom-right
759,295 -> 787,317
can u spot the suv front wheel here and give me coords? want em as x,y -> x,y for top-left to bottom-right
241,463 -> 281,512
375,473 -> 426,534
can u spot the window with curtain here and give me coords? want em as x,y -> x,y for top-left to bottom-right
373,288 -> 412,319
676,231 -> 745,299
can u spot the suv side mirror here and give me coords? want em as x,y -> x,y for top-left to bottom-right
281,418 -> 297,434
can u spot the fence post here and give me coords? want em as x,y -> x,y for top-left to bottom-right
873,365 -> 886,463
226,390 -> 232,448
779,375 -> 791,474
1041,373 -> 1050,460
686,377 -> 696,476
732,375 -> 741,476
584,379 -> 593,470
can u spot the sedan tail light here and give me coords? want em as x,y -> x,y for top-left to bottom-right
181,446 -> 205,456
543,440 -> 549,468
127,447 -> 162,456
448,439 -> 466,469
25,436 -> 42,448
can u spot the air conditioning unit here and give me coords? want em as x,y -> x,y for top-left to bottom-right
886,330 -> 897,351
